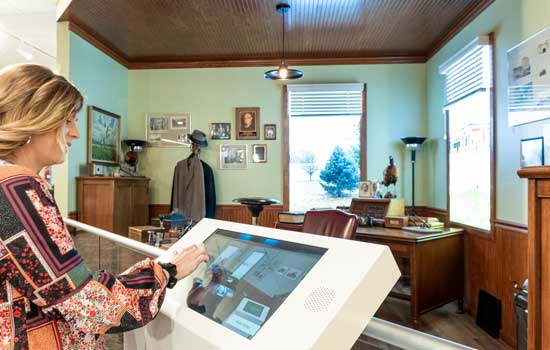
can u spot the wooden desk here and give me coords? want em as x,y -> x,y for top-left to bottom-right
354,227 -> 464,327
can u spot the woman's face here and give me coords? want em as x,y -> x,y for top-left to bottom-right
29,113 -> 80,166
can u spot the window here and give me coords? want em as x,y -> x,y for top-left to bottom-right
284,84 -> 366,211
440,35 -> 494,231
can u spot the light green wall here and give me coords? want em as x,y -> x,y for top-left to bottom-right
128,64 -> 427,205
68,32 -> 128,211
426,0 -> 550,224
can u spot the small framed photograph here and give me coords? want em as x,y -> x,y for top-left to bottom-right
170,115 -> 188,130
358,181 -> 376,198
211,122 -> 231,140
252,144 -> 267,163
87,106 -> 121,165
521,137 -> 544,167
219,145 -> 248,170
88,162 -> 105,176
264,124 -> 276,140
236,107 -> 260,140
146,112 -> 190,146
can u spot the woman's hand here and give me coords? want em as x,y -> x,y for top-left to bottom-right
169,244 -> 209,280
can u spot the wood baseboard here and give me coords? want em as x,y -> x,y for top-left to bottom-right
148,203 -> 284,228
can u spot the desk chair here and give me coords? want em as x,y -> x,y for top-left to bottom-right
302,209 -> 358,240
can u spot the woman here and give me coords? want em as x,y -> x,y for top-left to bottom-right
0,64 -> 209,349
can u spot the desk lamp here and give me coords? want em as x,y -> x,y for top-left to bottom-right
401,137 -> 426,216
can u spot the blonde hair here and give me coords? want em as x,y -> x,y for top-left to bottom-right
0,64 -> 83,158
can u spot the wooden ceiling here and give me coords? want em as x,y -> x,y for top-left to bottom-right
59,0 -> 494,69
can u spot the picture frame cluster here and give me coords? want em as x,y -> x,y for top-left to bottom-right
213,107 -> 275,169
86,105 -> 277,173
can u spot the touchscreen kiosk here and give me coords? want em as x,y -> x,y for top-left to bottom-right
187,229 -> 326,339
126,219 -> 400,350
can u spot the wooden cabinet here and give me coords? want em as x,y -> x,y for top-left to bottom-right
76,177 -> 150,236
518,167 -> 550,350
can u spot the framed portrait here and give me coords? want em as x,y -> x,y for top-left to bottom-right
520,136 -> 544,167
211,122 -> 231,140
235,107 -> 260,140
252,144 -> 267,163
146,112 -> 190,146
264,124 -> 276,140
219,145 -> 248,170
87,106 -> 121,165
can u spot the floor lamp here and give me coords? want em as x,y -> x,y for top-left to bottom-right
401,137 -> 427,216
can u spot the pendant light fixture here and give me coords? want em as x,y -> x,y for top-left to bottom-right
264,3 -> 303,80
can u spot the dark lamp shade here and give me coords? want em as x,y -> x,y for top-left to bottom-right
401,137 -> 427,151
264,67 -> 304,80
123,139 -> 147,152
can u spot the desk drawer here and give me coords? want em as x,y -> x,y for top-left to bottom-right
384,242 -> 410,257
360,239 -> 410,257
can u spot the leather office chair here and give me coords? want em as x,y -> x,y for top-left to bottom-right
302,209 -> 358,240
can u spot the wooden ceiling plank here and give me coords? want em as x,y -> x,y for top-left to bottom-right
60,0 -> 491,68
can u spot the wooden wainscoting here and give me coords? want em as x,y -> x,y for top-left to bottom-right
149,204 -> 171,221
149,204 -> 284,228
464,219 -> 528,347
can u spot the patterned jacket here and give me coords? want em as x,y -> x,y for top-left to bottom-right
0,160 -> 167,349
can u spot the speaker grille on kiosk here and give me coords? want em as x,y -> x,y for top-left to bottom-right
304,286 -> 336,312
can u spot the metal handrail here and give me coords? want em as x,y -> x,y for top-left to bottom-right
64,218 -> 477,350
64,218 -> 164,258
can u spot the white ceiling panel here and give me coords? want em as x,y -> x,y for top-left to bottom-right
0,0 -> 56,68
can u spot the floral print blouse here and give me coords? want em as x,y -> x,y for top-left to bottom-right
0,160 -> 167,349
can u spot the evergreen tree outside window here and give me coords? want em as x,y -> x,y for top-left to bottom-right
286,84 -> 365,211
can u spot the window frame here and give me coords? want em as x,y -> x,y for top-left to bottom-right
282,84 -> 367,212
445,33 -> 496,238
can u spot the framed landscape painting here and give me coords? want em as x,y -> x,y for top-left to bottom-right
87,106 -> 121,165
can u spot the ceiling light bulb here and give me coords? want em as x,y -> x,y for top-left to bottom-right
278,65 -> 288,79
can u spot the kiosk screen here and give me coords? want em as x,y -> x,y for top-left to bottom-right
186,229 -> 327,339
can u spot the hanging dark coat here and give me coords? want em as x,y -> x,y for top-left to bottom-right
170,155 -> 205,222
201,160 -> 216,218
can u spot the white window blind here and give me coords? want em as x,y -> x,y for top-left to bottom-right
439,36 -> 493,105
287,83 -> 364,117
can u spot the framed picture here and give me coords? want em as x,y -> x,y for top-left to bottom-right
264,124 -> 276,140
146,112 -> 190,146
235,107 -> 260,140
252,144 -> 267,163
211,122 -> 231,140
520,136 -> 544,167
219,145 -> 248,170
88,162 -> 105,176
507,27 -> 550,126
358,181 -> 377,198
87,106 -> 121,165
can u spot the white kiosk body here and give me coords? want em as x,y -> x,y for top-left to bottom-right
125,219 -> 400,350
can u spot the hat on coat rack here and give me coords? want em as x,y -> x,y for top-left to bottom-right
188,129 -> 208,147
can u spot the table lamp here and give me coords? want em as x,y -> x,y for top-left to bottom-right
401,137 -> 427,215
